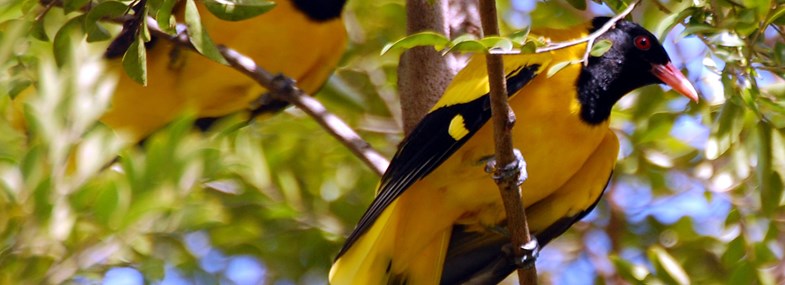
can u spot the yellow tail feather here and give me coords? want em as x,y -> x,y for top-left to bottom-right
330,199 -> 452,285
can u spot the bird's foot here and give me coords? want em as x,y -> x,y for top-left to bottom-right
503,238 -> 540,269
517,238 -> 540,268
484,148 -> 528,186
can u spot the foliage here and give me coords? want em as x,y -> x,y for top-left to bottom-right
0,0 -> 783,284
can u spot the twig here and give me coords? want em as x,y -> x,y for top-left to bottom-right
219,47 -> 390,176
478,0 -> 537,284
490,0 -> 640,66
35,0 -> 56,21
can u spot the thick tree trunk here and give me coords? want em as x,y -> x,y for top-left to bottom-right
397,0 -> 453,134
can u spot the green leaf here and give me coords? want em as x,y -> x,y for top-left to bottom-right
380,31 -> 449,55
85,1 -> 130,42
94,185 -> 120,226
31,19 -> 49,41
122,34 -> 148,85
154,0 -> 179,34
185,0 -> 228,64
773,43 -> 785,66
729,262 -> 757,285
508,27 -> 530,45
138,258 -> 166,280
763,6 -> 785,28
753,242 -> 778,264
445,39 -> 485,54
203,0 -> 276,21
721,235 -> 746,266
761,171 -> 783,215
519,41 -> 536,54
589,39 -> 612,57
649,246 -> 689,285
565,0 -> 586,10
610,255 -> 649,282
52,15 -> 85,67
655,7 -> 698,39
707,72 -> 745,159
480,36 -> 513,52
63,0 -> 93,14
546,60 -> 578,78
140,5 -> 151,42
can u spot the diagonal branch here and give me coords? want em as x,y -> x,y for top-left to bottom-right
218,46 -> 390,176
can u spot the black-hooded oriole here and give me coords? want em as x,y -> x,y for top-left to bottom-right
329,17 -> 698,285
100,0 -> 347,140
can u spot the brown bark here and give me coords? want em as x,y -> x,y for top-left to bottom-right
398,0 -> 454,134
478,0 -> 537,283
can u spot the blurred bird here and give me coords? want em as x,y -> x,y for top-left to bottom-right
329,17 -> 698,285
100,0 -> 348,141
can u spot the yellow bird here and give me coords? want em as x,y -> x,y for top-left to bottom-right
100,0 -> 348,141
329,17 -> 698,284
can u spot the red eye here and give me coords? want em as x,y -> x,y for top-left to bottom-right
634,35 -> 651,50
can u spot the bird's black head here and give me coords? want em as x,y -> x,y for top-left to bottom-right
577,17 -> 697,125
291,0 -> 346,22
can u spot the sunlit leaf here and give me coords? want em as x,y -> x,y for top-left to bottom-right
380,31 -> 450,55
185,0 -> 228,64
721,235 -> 746,266
546,60 -> 578,78
153,0 -> 179,34
589,39 -> 612,57
479,36 -> 513,52
122,34 -> 148,85
649,246 -> 690,285
445,39 -> 484,54
203,0 -> 276,21
85,1 -> 130,42
52,15 -> 84,66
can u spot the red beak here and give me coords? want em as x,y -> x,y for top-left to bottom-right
652,63 -> 699,102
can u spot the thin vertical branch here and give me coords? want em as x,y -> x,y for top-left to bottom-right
477,0 -> 537,284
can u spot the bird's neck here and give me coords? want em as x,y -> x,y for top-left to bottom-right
575,57 -> 629,125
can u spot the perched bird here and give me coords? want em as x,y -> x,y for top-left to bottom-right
329,17 -> 698,285
100,0 -> 348,141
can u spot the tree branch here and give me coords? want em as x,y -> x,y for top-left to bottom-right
478,0 -> 537,284
218,46 -> 390,176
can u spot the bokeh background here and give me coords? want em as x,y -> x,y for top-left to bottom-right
1,0 -> 784,284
